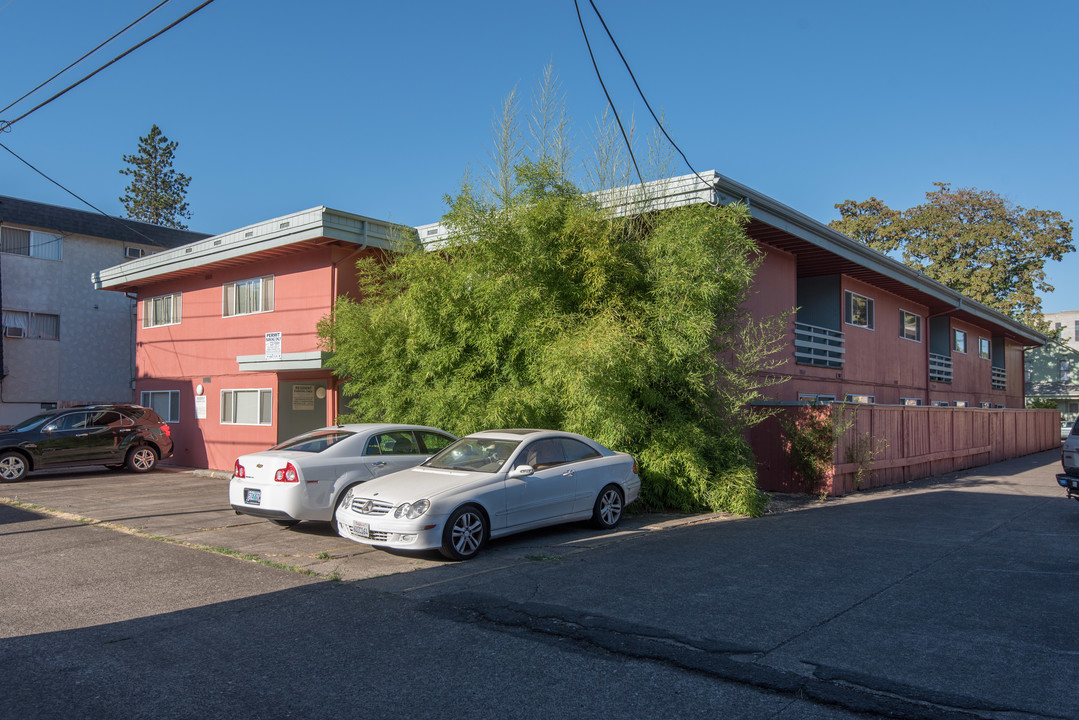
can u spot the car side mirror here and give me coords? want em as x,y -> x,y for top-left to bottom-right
42,424 -> 57,434
508,464 -> 534,479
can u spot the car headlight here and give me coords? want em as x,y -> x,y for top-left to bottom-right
394,499 -> 431,519
340,487 -> 355,510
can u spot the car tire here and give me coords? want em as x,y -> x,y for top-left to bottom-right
125,445 -> 158,473
270,518 -> 300,528
439,504 -> 487,561
592,484 -> 624,529
0,451 -> 28,482
329,484 -> 360,536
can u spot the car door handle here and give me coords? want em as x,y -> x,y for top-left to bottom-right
76,433 -> 89,437
372,462 -> 387,468
562,470 -> 574,477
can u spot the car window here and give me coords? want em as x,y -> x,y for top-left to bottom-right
9,412 -> 55,432
426,438 -> 520,473
51,412 -> 91,431
417,431 -> 455,454
272,430 -> 355,453
379,431 -> 419,455
560,438 -> 601,463
88,411 -> 128,428
364,436 -> 382,455
519,438 -> 567,471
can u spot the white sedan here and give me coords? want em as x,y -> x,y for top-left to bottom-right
334,428 -> 641,560
229,424 -> 457,527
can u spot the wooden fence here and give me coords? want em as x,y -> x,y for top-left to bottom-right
748,404 -> 1060,496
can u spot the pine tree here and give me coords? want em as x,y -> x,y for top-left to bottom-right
118,124 -> 192,229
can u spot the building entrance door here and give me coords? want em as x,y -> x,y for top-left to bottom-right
277,381 -> 328,443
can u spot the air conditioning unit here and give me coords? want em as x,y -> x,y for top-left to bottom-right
125,246 -> 145,259
4,326 -> 25,338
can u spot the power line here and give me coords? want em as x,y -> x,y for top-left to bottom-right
0,0 -> 216,133
576,0 -> 719,202
573,0 -> 642,186
0,0 -> 174,117
0,140 -> 166,246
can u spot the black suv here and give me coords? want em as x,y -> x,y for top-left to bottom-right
0,404 -> 173,482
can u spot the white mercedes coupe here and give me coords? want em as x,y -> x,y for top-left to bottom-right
334,428 -> 641,560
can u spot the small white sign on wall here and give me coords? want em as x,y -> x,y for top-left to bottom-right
194,395 -> 207,419
292,384 -> 315,411
265,332 -> 282,360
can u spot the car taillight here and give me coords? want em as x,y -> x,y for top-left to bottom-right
160,423 -> 171,437
632,458 -> 638,475
234,460 -> 245,478
274,462 -> 299,483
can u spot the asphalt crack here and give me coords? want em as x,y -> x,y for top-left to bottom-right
423,592 -> 1062,720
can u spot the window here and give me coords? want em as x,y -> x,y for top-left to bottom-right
1061,360 -> 1071,383
978,337 -> 990,360
899,310 -> 921,341
953,329 -> 967,354
844,394 -> 875,404
1074,321 -> 1078,340
2,310 -> 59,339
223,276 -> 274,317
416,431 -> 455,454
143,293 -> 182,328
798,393 -> 836,404
844,290 -> 874,329
931,400 -> 950,407
978,401 -> 992,409
365,431 -> 420,455
901,398 -> 923,406
520,438 -> 567,470
954,400 -> 969,408
560,438 -> 602,463
141,390 -> 180,423
0,226 -> 62,260
221,389 -> 273,425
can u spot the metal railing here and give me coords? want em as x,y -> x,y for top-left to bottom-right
991,366 -> 1007,390
929,353 -> 953,384
793,322 -> 845,368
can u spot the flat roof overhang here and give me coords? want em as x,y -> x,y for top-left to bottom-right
92,206 -> 416,293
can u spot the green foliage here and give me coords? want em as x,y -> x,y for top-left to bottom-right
1026,397 -> 1060,409
830,183 -> 1074,332
119,124 -> 192,229
779,405 -> 856,493
319,160 -> 787,517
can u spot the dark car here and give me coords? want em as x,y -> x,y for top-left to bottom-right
0,404 -> 173,482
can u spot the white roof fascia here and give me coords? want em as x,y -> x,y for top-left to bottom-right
93,207 -> 413,290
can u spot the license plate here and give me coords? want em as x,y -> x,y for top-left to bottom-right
244,488 -> 261,505
351,521 -> 370,538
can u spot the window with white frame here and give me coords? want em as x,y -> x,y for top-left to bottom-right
1061,360 -> 1071,383
953,329 -> 967,353
899,309 -> 921,341
901,397 -> 923,406
0,226 -> 62,260
221,389 -> 273,425
844,290 -> 874,329
223,276 -> 273,317
844,394 -> 875,404
954,400 -> 969,408
143,293 -> 182,328
141,390 -> 180,422
2,310 -> 59,339
978,337 -> 990,360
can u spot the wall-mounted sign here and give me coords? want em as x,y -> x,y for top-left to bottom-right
194,395 -> 207,419
292,384 -> 315,411
265,332 -> 282,360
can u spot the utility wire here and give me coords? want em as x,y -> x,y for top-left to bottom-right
0,0 -> 216,133
0,0 -> 174,116
573,0 -> 643,186
0,140 -> 166,246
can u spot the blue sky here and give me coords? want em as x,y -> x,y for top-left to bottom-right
2,0 -> 1076,311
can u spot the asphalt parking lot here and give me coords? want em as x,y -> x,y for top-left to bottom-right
0,462 -> 715,581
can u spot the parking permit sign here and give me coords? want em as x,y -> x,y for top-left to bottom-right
265,332 -> 282,360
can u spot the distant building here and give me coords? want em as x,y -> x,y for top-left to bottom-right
1026,311 -> 1079,420
0,195 -> 209,425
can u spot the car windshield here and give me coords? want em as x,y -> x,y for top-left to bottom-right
8,412 -> 56,433
425,438 -> 520,473
270,430 -> 355,453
